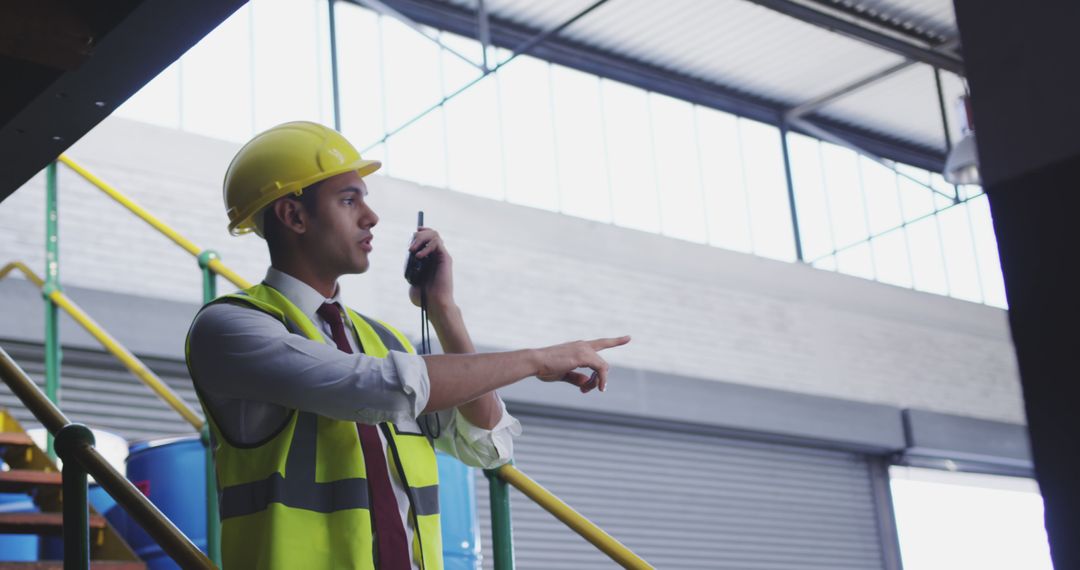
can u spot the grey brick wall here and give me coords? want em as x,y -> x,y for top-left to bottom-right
0,118 -> 1024,424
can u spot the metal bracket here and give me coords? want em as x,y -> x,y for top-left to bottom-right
196,249 -> 220,270
54,422 -> 95,460
42,282 -> 63,298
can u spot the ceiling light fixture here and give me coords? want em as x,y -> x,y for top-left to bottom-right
944,94 -> 980,185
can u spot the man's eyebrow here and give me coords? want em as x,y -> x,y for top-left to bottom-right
338,186 -> 367,196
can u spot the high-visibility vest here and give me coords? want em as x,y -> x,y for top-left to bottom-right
186,283 -> 443,570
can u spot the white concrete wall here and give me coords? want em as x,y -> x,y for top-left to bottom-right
0,118 -> 1024,424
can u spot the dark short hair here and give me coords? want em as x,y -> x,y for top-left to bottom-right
263,181 -> 323,249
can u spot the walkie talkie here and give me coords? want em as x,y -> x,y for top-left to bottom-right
404,211 -> 435,287
405,211 -> 433,358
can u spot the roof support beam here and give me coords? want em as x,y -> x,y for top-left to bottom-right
738,0 -> 964,76
785,59 -> 918,121
785,39 -> 961,122
477,0 -> 491,71
355,0 -> 486,72
353,0 -> 947,172
361,0 -> 612,151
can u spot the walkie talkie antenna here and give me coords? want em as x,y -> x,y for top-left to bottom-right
417,211 -> 431,356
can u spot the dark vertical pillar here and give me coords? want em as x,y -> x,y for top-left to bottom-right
952,2 -> 1080,569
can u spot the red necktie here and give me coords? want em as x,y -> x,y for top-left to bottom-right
316,302 -> 412,569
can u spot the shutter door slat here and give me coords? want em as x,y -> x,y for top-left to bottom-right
476,412 -> 887,570
0,342 -> 201,440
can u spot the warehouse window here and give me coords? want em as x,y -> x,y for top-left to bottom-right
113,0 -> 1005,308
890,467 -> 1052,570
788,131 -> 1005,307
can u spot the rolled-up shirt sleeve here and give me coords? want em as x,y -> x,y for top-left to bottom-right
432,395 -> 522,469
189,302 -> 429,425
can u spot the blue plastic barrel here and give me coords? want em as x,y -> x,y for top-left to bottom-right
0,492 -> 39,561
436,451 -> 481,570
110,435 -> 207,570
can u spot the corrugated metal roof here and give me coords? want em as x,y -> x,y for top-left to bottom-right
824,0 -> 957,41
435,0 -> 963,164
575,0 -> 906,107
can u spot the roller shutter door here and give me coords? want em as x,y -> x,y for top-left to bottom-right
2,342 -> 893,569
0,341 -> 201,440
476,410 -> 890,569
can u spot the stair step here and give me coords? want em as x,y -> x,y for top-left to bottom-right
0,512 -> 106,534
0,469 -> 62,492
0,563 -> 146,569
0,432 -> 34,447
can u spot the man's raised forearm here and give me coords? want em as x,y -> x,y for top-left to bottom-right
425,301 -> 505,428
421,349 -> 538,414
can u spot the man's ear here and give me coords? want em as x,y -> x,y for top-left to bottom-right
271,197 -> 308,236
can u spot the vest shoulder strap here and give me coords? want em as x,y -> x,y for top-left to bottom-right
217,285 -> 323,340
216,291 -> 284,321
344,307 -> 415,355
209,284 -> 412,355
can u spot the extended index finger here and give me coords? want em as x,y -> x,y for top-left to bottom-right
588,335 -> 631,351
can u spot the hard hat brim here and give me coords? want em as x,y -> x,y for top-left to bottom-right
228,158 -> 381,236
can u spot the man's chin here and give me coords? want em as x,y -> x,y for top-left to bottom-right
350,259 -> 371,274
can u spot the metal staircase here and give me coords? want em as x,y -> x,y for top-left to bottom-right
0,410 -> 143,569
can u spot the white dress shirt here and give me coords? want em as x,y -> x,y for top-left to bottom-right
187,267 -> 521,567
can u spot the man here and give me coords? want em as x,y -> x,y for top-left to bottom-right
186,121 -> 629,569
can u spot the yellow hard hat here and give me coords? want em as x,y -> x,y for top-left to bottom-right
223,121 -> 381,236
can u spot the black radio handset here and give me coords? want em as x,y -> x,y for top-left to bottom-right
405,211 -> 433,357
404,211 -> 435,287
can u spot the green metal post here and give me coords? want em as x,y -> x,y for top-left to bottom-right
55,423 -> 95,570
198,250 -> 219,303
44,161 -> 61,459
201,425 -> 221,566
484,465 -> 516,570
197,249 -> 221,566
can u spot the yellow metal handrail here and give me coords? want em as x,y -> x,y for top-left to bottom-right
0,261 -> 204,429
57,154 -> 251,290
496,464 -> 652,569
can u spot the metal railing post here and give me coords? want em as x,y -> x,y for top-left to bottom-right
496,464 -> 653,569
484,465 -> 515,570
56,423 -> 95,570
197,249 -> 222,565
198,250 -> 219,303
201,425 -> 221,566
44,161 -> 61,459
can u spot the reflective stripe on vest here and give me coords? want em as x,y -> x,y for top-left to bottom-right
219,411 -> 440,519
187,283 -> 443,570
